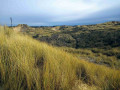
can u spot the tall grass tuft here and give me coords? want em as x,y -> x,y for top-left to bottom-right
0,26 -> 120,90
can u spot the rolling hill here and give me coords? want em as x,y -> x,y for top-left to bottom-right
0,25 -> 120,90
12,21 -> 120,69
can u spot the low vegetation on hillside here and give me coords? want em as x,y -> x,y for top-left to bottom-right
60,47 -> 120,69
0,26 -> 120,90
14,21 -> 120,69
20,21 -> 120,48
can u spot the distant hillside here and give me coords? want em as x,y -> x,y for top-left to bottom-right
14,21 -> 120,49
13,24 -> 35,32
1,26 -> 120,90
98,21 -> 120,25
12,21 -> 120,69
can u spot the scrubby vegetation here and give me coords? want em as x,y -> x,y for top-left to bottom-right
0,26 -> 120,90
22,21 -> 120,49
16,21 -> 120,69
60,47 -> 120,69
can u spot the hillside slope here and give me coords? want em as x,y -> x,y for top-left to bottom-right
13,21 -> 120,69
15,21 -> 120,48
0,26 -> 120,90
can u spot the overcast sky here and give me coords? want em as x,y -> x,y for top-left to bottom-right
0,0 -> 120,26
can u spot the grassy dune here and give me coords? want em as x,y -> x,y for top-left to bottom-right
0,26 -> 120,90
60,47 -> 120,69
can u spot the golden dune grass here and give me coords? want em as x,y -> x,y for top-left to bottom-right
0,26 -> 120,90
